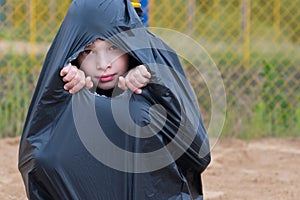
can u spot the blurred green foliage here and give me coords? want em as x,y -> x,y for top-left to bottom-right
0,0 -> 299,139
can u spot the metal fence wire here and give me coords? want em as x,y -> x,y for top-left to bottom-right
0,0 -> 299,138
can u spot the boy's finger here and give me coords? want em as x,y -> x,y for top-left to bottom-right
125,78 -> 142,94
60,63 -> 72,76
62,65 -> 78,82
125,78 -> 139,92
131,75 -> 149,88
69,83 -> 84,94
138,65 -> 151,78
134,89 -> 142,94
63,72 -> 81,89
64,80 -> 77,90
118,76 -> 128,90
144,71 -> 151,79
134,68 -> 151,85
85,76 -> 93,89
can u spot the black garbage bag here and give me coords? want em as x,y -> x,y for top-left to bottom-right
18,0 -> 211,199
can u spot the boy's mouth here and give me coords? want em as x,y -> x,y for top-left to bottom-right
99,74 -> 115,82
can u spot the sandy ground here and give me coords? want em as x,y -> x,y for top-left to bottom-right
0,137 -> 300,200
203,137 -> 300,200
0,137 -> 26,200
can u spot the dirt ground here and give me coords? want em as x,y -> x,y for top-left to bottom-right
0,137 -> 299,200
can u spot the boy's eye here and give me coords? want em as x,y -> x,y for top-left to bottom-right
83,50 -> 92,54
109,45 -> 118,51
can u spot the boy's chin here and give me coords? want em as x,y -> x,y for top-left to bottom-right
97,83 -> 116,91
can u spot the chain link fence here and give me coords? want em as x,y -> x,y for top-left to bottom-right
0,0 -> 299,138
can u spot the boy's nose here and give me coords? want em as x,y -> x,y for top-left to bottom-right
96,55 -> 111,70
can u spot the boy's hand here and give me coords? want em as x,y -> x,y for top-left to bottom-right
60,63 -> 93,94
118,65 -> 151,94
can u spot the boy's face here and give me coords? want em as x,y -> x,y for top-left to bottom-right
78,39 -> 129,90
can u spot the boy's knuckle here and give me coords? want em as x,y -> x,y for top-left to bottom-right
129,76 -> 135,82
79,79 -> 85,85
138,65 -> 143,70
72,76 -> 78,82
78,70 -> 85,76
71,67 -> 77,74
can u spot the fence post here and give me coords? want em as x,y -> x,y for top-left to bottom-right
213,0 -> 219,22
29,0 -> 36,60
273,0 -> 280,40
241,0 -> 251,68
188,0 -> 196,36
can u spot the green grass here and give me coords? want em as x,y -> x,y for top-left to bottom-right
183,42 -> 300,140
1,44 -> 300,139
0,54 -> 43,138
1,42 -> 299,140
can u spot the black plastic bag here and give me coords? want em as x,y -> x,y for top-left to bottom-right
18,0 -> 210,199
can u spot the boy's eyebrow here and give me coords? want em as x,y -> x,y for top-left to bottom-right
85,43 -> 95,49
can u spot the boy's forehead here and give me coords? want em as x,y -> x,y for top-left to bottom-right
86,38 -> 105,48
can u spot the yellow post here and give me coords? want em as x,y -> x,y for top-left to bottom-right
213,0 -> 219,22
188,0 -> 196,36
273,0 -> 280,40
29,0 -> 37,60
131,0 -> 141,8
242,0 -> 251,68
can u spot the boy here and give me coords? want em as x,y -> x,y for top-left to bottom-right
19,1 -> 210,199
60,39 -> 151,95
